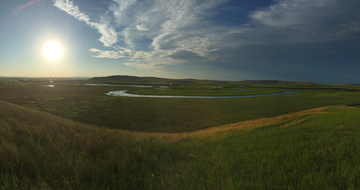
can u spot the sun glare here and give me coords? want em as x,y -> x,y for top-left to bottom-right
43,41 -> 62,61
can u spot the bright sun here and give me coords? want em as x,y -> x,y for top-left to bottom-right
43,41 -> 63,60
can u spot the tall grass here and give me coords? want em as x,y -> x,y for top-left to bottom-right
1,101 -> 360,189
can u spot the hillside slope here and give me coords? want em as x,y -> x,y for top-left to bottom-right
1,101 -> 360,189
88,75 -> 217,84
88,75 -> 318,85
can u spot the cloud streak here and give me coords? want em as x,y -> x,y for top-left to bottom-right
13,0 -> 41,13
89,48 -> 131,59
53,0 -> 117,47
53,0 -> 360,75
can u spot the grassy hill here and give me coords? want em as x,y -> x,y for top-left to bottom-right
1,100 -> 360,189
88,75 -> 317,85
239,80 -> 318,85
88,75 -> 217,84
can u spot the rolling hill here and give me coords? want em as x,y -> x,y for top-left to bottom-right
1,100 -> 360,189
88,75 -> 318,85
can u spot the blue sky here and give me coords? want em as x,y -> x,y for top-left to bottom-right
1,0 -> 360,83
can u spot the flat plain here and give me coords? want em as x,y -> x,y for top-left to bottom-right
1,78 -> 360,132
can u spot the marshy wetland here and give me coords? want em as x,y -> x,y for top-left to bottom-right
1,77 -> 360,132
105,90 -> 298,98
2,77 -> 360,189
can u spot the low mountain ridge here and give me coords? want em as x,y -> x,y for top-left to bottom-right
89,75 -> 215,84
240,80 -> 318,85
89,75 -> 318,85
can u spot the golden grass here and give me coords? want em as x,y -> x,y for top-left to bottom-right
120,106 -> 332,142
1,100 -> 358,189
0,100 -> 334,143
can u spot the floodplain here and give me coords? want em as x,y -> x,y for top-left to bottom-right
1,77 -> 360,189
1,77 -> 360,132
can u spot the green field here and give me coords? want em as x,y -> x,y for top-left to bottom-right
1,77 -> 360,189
1,100 -> 360,189
122,84 -> 282,96
0,78 -> 360,132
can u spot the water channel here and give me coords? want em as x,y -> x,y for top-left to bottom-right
105,90 -> 298,99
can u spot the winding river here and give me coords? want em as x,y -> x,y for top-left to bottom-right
105,90 -> 298,99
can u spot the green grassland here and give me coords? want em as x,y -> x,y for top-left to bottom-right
123,85 -> 282,96
1,79 -> 360,132
2,100 -> 360,189
2,78 -> 360,189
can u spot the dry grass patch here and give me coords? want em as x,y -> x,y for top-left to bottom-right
0,100 -> 332,143
125,106 -> 331,142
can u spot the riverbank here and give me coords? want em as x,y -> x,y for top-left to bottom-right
105,90 -> 298,98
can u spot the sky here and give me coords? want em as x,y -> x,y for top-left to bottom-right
1,0 -> 360,83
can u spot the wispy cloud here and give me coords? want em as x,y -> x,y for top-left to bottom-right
250,0 -> 337,28
53,0 -> 117,47
53,0 -> 360,72
249,0 -> 360,40
136,24 -> 149,31
13,0 -> 41,13
89,48 -> 131,59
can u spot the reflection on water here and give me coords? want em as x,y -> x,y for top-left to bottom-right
206,89 -> 247,92
105,90 -> 298,99
39,85 -> 55,87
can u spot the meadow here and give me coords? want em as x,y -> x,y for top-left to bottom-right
1,78 -> 360,132
1,100 -> 360,189
1,77 -> 360,189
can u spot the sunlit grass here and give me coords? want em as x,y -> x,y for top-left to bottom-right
2,100 -> 360,189
125,86 -> 282,96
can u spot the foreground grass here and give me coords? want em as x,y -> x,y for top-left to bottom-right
1,101 -> 360,189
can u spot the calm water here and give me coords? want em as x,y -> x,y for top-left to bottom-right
84,83 -> 153,88
39,85 -> 55,87
105,90 -> 298,99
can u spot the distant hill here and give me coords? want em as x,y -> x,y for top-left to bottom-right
89,75 -> 318,85
88,75 -> 220,84
239,80 -> 319,85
